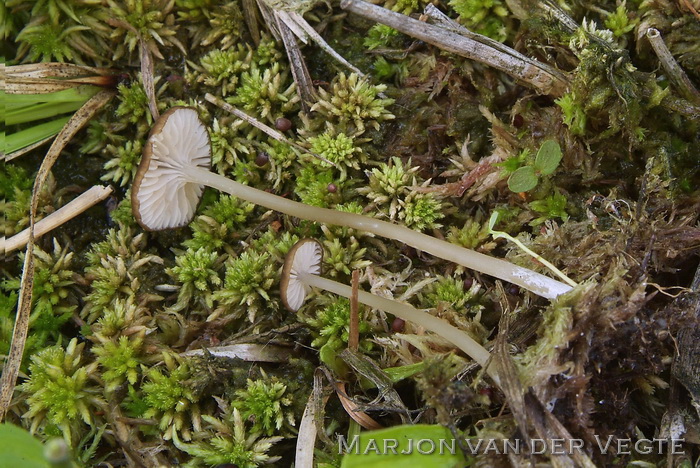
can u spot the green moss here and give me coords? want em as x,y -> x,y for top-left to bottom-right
604,3 -> 638,38
142,353 -> 201,441
167,247 -> 223,312
399,190 -> 444,231
93,335 -> 144,393
233,375 -> 294,436
322,236 -> 371,277
364,24 -> 399,50
173,407 -> 282,467
116,80 -> 154,126
294,166 -> 343,208
21,339 -> 105,446
448,0 -> 509,41
302,297 -> 371,349
184,194 -> 255,251
308,130 -> 364,170
212,251 -> 277,322
197,46 -> 252,95
423,276 -> 476,310
101,139 -> 143,187
82,226 -> 162,323
198,1 -> 244,49
107,0 -> 184,60
227,63 -> 298,124
310,73 -> 395,136
446,218 -> 491,250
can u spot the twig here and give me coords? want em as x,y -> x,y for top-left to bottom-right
340,0 -> 569,96
423,3 -> 566,86
2,185 -> 113,254
204,93 -> 337,167
646,28 -> 700,105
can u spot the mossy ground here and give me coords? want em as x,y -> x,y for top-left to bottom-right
2,0 -> 700,466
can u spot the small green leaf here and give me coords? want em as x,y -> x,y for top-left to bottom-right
534,140 -> 562,175
340,424 -> 467,468
0,424 -> 50,468
507,166 -> 538,192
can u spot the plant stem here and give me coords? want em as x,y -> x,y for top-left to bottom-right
300,272 -> 500,386
190,166 -> 573,299
340,0 -> 568,96
2,185 -> 114,253
646,28 -> 700,105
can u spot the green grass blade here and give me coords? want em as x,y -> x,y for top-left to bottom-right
5,116 -> 70,154
6,85 -> 100,104
7,100 -> 86,125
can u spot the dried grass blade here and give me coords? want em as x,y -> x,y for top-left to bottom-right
0,89 -> 115,421
140,39 -> 160,121
295,386 -> 330,468
276,15 -> 316,112
335,382 -> 383,430
7,63 -> 114,79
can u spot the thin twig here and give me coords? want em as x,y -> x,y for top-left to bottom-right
340,0 -> 569,96
647,28 -> 700,105
423,3 -> 565,85
204,93 -> 337,167
2,185 -> 113,254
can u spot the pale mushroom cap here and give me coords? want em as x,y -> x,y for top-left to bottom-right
281,239 -> 323,311
132,107 -> 210,231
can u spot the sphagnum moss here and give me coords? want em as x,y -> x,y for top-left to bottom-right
4,0 -> 700,466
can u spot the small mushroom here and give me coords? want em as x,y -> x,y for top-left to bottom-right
281,239 -> 500,386
132,107 -> 571,299
132,106 -> 211,230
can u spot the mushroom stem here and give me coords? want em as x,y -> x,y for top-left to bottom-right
187,166 -> 571,299
298,271 -> 500,386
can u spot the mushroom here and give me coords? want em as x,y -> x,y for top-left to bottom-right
132,107 -> 572,299
281,239 -> 500,385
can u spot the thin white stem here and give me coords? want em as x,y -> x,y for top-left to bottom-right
300,272 -> 500,387
190,166 -> 572,299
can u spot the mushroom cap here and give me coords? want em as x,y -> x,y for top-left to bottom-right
132,107 -> 211,231
280,239 -> 324,312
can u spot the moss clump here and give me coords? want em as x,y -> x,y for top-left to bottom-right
142,353 -> 201,441
310,73 -> 395,136
233,374 -> 294,436
212,251 -> 277,322
93,335 -> 145,393
167,247 -> 223,312
21,339 -> 106,446
173,407 -> 282,467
